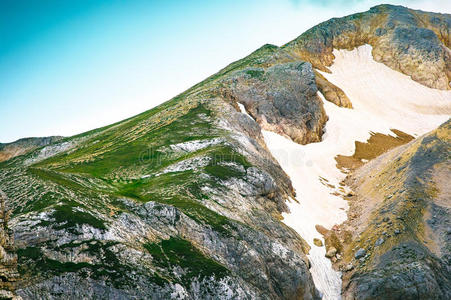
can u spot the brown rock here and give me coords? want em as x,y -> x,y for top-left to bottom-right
313,238 -> 323,247
315,224 -> 329,235
314,71 -> 353,108
325,247 -> 337,258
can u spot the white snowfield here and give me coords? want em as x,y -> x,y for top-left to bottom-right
261,45 -> 451,300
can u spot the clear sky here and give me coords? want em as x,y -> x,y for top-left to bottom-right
1,0 -> 450,143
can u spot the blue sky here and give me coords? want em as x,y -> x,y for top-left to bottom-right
1,0 -> 450,142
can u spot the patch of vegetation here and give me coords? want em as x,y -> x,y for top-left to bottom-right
206,144 -> 252,167
144,237 -> 229,285
116,170 -> 232,234
112,142 -> 251,234
12,190 -> 57,216
245,69 -> 265,80
203,145 -> 250,181
28,167 -> 85,191
38,201 -> 106,233
17,247 -> 92,276
36,105 -> 221,179
18,241 -> 168,289
204,164 -> 244,180
54,205 -> 106,230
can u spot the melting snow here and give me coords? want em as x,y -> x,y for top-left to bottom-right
237,103 -> 252,119
262,45 -> 451,299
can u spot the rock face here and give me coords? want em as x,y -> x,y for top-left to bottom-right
0,191 -> 21,300
314,71 -> 352,108
313,238 -> 323,247
334,120 -> 451,299
283,4 -> 451,90
224,61 -> 327,144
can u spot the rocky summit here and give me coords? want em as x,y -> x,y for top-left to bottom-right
0,4 -> 450,300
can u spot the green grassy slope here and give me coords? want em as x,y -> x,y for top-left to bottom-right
0,39 -> 316,299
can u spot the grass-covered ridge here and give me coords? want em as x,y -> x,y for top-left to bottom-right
25,102 -> 254,235
5,95 -> 267,293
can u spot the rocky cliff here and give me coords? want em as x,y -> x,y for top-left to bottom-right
0,4 -> 450,300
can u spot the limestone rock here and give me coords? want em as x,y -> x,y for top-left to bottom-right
226,61 -> 328,144
355,248 -> 366,259
375,238 -> 385,246
314,71 -> 352,108
325,247 -> 337,258
313,238 -> 323,247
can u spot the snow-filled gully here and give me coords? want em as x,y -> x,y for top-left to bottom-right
240,45 -> 451,299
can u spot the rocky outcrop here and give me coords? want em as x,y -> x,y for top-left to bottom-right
332,119 -> 451,299
223,61 -> 327,144
0,191 -> 21,300
0,137 -> 62,163
314,71 -> 352,108
283,4 -> 451,90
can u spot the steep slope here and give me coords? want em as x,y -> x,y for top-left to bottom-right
0,4 -> 450,300
333,120 -> 451,299
0,48 -> 321,299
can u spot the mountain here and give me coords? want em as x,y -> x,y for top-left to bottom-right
336,120 -> 451,299
0,4 -> 450,300
0,137 -> 62,163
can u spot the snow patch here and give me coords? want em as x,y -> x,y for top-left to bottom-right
263,130 -> 344,299
262,45 -> 450,300
237,103 -> 254,120
321,44 -> 450,137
